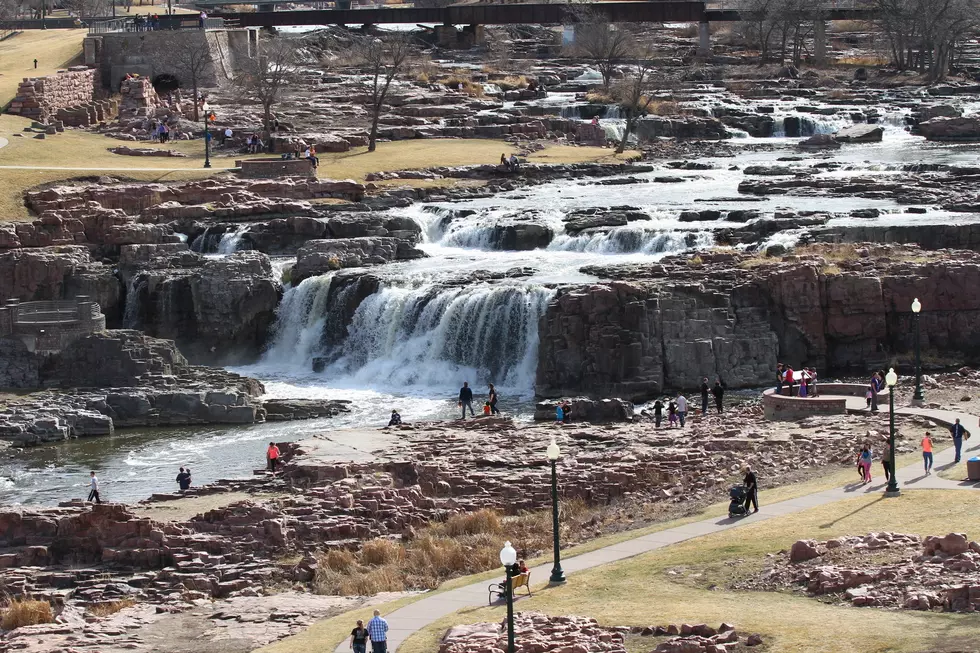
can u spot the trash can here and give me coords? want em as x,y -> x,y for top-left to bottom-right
967,457 -> 980,481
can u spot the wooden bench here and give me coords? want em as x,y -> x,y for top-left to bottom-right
487,572 -> 531,605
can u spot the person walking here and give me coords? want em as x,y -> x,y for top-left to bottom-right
922,432 -> 934,475
350,619 -> 369,653
267,441 -> 281,475
713,379 -> 724,413
367,609 -> 388,653
87,471 -> 101,504
951,418 -> 966,463
881,439 -> 892,481
667,399 -> 677,427
700,377 -> 709,415
653,398 -> 663,428
458,381 -> 474,419
743,466 -> 759,513
676,394 -> 688,427
487,383 -> 499,415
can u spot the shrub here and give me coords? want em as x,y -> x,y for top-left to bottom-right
438,76 -> 485,97
585,90 -> 615,105
1,599 -> 54,630
320,548 -> 357,573
361,539 -> 404,566
648,100 -> 681,116
87,599 -> 136,618
439,509 -> 503,537
496,75 -> 528,91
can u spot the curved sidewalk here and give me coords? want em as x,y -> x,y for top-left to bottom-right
334,397 -> 980,653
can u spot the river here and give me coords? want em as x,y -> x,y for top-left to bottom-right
3,93 -> 979,505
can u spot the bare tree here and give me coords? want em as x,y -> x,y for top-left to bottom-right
160,33 -> 214,121
234,36 -> 298,134
570,7 -> 637,92
350,33 -> 414,152
611,62 -> 660,154
874,0 -> 977,79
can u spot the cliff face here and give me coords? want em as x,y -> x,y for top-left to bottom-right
536,248 -> 980,400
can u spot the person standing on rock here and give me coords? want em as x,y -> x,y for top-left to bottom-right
350,619 -> 369,653
267,442 -> 281,475
388,409 -> 402,427
951,418 -> 967,463
776,363 -> 784,394
488,383 -> 500,415
653,397 -> 663,428
743,466 -> 758,513
784,365 -> 795,397
700,378 -> 709,415
676,394 -> 688,427
176,467 -> 191,491
87,471 -> 101,504
668,399 -> 677,427
458,381 -> 475,419
713,379 -> 725,413
922,432 -> 934,475
367,609 -> 388,653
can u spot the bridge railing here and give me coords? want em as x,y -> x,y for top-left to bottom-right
707,0 -> 872,10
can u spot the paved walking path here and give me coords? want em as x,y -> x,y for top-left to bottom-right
334,397 -> 980,652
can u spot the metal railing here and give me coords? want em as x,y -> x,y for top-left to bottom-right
87,15 -> 225,34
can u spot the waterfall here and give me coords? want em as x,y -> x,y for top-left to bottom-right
548,228 -> 714,254
123,274 -> 147,330
217,226 -> 249,255
190,227 -> 221,253
262,273 -> 336,369
604,104 -> 623,120
328,283 -> 555,396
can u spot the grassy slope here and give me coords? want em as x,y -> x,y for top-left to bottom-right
0,30 -> 87,106
398,490 -> 980,653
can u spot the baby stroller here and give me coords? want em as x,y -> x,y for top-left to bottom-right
728,485 -> 748,518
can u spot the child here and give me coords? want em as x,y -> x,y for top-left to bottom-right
859,444 -> 873,484
483,401 -> 491,416
518,559 -> 529,575
865,385 -> 873,408
555,403 -> 564,424
668,400 -> 677,427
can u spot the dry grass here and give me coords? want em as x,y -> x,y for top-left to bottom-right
836,55 -> 888,66
830,20 -> 873,33
585,90 -> 615,104
1,598 -> 53,630
438,74 -> 484,97
0,30 -> 86,106
87,598 -> 137,617
398,491 -> 980,653
495,75 -> 528,91
648,100 -> 681,116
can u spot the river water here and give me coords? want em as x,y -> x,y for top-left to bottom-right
4,94 -> 980,505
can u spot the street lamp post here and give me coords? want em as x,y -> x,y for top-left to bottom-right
911,298 -> 924,405
547,438 -> 566,584
885,368 -> 900,496
202,102 -> 212,169
499,541 -> 517,653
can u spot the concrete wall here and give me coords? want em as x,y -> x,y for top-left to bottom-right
88,29 -> 255,91
6,67 -> 100,123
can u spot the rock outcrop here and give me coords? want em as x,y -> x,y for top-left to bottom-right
292,237 -> 426,283
918,116 -> 980,141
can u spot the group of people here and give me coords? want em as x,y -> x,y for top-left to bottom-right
458,381 -> 499,419
280,141 -> 319,169
349,610 -> 389,653
864,369 -> 892,411
245,133 -> 265,154
554,400 -> 572,423
130,14 -> 163,31
499,153 -> 521,172
776,363 -> 818,397
856,437 -> 894,484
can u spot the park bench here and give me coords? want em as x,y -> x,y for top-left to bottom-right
487,572 -> 531,605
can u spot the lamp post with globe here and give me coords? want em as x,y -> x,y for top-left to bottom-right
885,368 -> 900,496
499,541 -> 517,653
912,298 -> 924,405
547,438 -> 566,584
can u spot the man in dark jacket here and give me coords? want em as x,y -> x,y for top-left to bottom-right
743,467 -> 759,513
700,378 -> 709,415
458,382 -> 474,419
713,379 -> 725,414
951,418 -> 967,463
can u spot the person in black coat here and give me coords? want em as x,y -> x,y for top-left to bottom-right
743,467 -> 759,513
713,379 -> 725,414
458,382 -> 474,419
700,377 -> 709,415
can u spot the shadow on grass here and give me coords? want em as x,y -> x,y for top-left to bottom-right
818,495 -> 886,530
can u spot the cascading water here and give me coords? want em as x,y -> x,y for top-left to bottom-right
325,283 -> 554,396
122,275 -> 147,330
548,227 -> 714,254
217,227 -> 249,255
263,273 -> 336,369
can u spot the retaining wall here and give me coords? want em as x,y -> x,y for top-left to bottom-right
7,67 -> 101,123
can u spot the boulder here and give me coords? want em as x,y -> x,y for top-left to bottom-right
790,539 -> 821,562
834,124 -> 884,143
533,397 -> 634,423
292,237 -> 426,283
798,134 -> 841,150
918,117 -> 980,141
